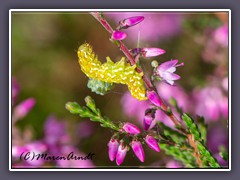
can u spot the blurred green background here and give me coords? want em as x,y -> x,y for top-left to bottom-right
12,12 -> 228,166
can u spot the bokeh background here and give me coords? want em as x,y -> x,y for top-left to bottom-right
11,11 -> 229,168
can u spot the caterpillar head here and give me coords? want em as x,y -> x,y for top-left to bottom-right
78,43 -> 93,53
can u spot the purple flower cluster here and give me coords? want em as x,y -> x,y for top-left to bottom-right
109,14 -> 184,89
12,116 -> 95,168
12,78 -> 95,168
120,76 -> 228,166
121,82 -> 190,129
107,12 -> 182,43
111,16 -> 145,41
110,15 -> 167,61
193,84 -> 228,121
107,122 -> 160,166
201,24 -> 229,65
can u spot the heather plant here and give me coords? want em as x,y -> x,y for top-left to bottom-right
11,11 -> 228,169
65,12 -> 229,168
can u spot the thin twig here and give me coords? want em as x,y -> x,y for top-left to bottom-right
90,12 -> 153,90
90,12 -> 184,128
188,134 -> 203,167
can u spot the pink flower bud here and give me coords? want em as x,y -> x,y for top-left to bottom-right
145,135 -> 160,152
116,143 -> 128,166
143,108 -> 156,130
14,98 -> 36,119
130,140 -> 145,162
143,114 -> 153,130
108,138 -> 119,161
129,47 -> 165,58
119,16 -> 144,29
111,30 -> 127,40
142,47 -> 166,58
122,122 -> 141,135
146,90 -> 162,107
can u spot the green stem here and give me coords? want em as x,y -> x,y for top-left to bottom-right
65,101 -> 119,131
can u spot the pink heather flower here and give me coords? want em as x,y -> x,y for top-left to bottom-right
111,30 -> 127,40
146,90 -> 162,107
166,160 -> 182,168
143,108 -> 156,130
12,142 -> 47,167
130,140 -> 145,162
214,24 -> 228,47
44,116 -> 69,147
119,16 -> 144,29
14,98 -> 36,119
12,145 -> 28,159
220,96 -> 228,119
142,47 -> 166,57
25,141 -> 47,153
122,122 -> 141,135
207,125 -> 228,166
157,59 -> 184,85
108,138 -> 119,161
107,13 -> 182,43
130,47 -> 166,58
24,141 -> 47,167
156,83 -> 190,111
201,24 -> 228,64
145,135 -> 160,152
121,83 -> 190,129
193,86 -> 228,121
116,143 -> 128,166
121,91 -> 148,122
143,113 -> 153,130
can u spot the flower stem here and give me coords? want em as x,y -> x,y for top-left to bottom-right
90,12 -> 153,90
188,134 -> 203,167
90,14 -> 187,132
90,11 -> 184,132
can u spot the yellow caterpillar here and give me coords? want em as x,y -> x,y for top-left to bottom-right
77,43 -> 147,100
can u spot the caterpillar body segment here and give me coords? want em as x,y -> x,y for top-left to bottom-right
77,43 -> 147,100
